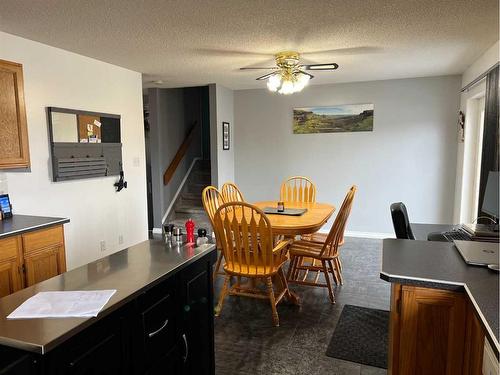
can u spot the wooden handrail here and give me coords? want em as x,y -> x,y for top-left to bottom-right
163,121 -> 199,185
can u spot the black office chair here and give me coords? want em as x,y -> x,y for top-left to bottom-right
390,202 -> 415,240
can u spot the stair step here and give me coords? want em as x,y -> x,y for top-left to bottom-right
197,159 -> 211,169
181,192 -> 202,201
175,205 -> 205,214
187,183 -> 210,194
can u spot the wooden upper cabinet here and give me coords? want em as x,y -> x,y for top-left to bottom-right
0,59 -> 30,169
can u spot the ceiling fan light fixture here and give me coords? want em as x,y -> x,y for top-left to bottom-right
267,74 -> 281,92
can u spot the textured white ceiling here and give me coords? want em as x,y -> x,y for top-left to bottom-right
0,0 -> 498,89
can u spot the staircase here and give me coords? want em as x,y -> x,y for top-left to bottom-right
166,159 -> 213,231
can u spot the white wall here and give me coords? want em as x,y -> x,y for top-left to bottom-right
454,41 -> 499,223
209,84 -> 234,188
234,76 -> 461,235
0,31 -> 148,269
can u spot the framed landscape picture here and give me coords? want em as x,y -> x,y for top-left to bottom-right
293,104 -> 374,134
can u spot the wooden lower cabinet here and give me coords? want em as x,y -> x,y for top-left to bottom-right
0,236 -> 23,298
0,225 -> 66,297
389,283 -> 485,375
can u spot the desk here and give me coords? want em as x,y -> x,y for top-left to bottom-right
253,201 -> 335,236
410,223 -> 456,241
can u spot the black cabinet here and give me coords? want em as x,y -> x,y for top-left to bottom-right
45,306 -> 131,375
0,348 -> 37,375
179,255 -> 215,375
0,250 -> 216,375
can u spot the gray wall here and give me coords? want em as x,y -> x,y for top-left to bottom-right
209,84 -> 235,188
234,76 -> 461,234
148,87 -> 203,228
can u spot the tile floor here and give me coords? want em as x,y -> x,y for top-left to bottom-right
213,237 -> 390,375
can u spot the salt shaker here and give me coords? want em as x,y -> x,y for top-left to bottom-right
196,228 -> 208,247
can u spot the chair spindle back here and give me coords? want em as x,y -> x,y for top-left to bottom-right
320,185 -> 357,258
280,176 -> 317,203
213,202 -> 281,276
221,182 -> 245,203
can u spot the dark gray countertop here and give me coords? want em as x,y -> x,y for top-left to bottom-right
0,215 -> 69,239
380,239 -> 499,354
0,239 -> 216,354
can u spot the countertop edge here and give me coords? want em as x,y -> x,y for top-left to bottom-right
0,217 -> 70,239
380,270 -> 500,356
0,243 -> 216,355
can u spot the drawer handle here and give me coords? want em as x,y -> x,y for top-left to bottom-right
148,318 -> 169,338
182,333 -> 189,363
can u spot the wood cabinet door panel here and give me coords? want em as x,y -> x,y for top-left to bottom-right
0,59 -> 30,169
24,246 -> 64,286
0,236 -> 23,297
399,286 -> 466,375
22,226 -> 64,254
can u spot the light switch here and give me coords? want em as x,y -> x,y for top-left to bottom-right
133,157 -> 140,167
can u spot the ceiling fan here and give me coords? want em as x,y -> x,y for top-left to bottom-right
240,51 -> 339,94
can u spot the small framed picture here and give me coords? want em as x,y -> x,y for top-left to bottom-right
222,122 -> 230,150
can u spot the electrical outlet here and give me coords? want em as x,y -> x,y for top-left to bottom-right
118,235 -> 124,245
100,240 -> 106,252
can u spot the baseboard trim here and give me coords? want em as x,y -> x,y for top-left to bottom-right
317,228 -> 395,239
161,157 -> 201,225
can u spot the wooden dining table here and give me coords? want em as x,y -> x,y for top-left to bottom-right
253,201 -> 336,236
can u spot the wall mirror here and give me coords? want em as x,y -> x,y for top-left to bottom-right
47,107 -> 122,182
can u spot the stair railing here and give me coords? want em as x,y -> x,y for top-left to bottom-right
163,121 -> 199,185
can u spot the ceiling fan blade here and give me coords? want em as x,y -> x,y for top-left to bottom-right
302,63 -> 339,71
297,70 -> 315,79
255,72 -> 277,81
240,67 -> 278,70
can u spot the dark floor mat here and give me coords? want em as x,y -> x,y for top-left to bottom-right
325,304 -> 389,369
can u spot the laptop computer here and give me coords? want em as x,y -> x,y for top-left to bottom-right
453,240 -> 499,266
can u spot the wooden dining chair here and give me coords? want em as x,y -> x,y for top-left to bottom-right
201,186 -> 226,276
221,182 -> 245,203
213,202 -> 292,326
286,186 -> 357,303
280,176 -> 317,203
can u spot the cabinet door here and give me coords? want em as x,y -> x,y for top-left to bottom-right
0,59 -> 30,169
398,286 -> 466,375
135,279 -> 178,374
0,236 -> 23,297
463,303 -> 485,375
0,347 -> 38,375
23,245 -> 65,286
145,343 -> 182,375
46,308 -> 130,375
179,255 -> 215,375
22,226 -> 66,286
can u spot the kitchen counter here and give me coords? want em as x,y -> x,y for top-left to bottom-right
0,214 -> 69,239
0,239 -> 216,354
380,239 -> 499,355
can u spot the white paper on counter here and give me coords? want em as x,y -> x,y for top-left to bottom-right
7,290 -> 117,319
